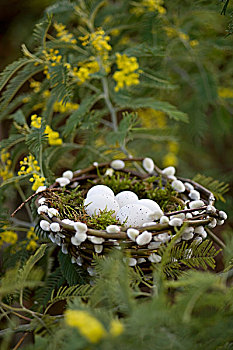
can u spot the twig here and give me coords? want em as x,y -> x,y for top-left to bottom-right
206,228 -> 226,250
12,332 -> 29,350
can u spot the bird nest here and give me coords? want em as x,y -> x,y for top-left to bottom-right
34,158 -> 227,276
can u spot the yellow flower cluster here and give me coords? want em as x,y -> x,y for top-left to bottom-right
43,49 -> 62,78
132,0 -> 166,15
18,155 -> 45,191
138,108 -> 167,129
0,150 -> 13,181
53,100 -> 79,113
164,27 -> 199,47
18,154 -> 40,176
72,60 -> 100,84
26,227 -> 38,251
65,310 -> 124,343
113,53 -> 140,92
29,114 -> 63,146
65,310 -> 107,343
79,29 -> 111,72
163,141 -> 179,167
45,125 -> 63,146
80,29 -> 111,56
29,173 -> 46,191
0,227 -> 18,247
218,87 -> 233,99
30,80 -> 41,93
54,22 -> 77,44
31,114 -> 42,128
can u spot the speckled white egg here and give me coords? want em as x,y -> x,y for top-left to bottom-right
86,185 -> 114,199
138,199 -> 161,212
115,191 -> 139,208
84,195 -> 119,217
116,203 -> 152,228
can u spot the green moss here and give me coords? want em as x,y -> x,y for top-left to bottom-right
86,209 -> 120,230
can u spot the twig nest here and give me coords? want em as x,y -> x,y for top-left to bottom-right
34,157 -> 227,276
142,157 -> 154,173
110,159 -> 125,170
116,203 -> 152,228
116,191 -> 139,208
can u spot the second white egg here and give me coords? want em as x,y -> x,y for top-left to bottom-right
115,191 -> 139,208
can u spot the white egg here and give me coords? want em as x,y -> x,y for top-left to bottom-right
84,195 -> 119,217
115,191 -> 139,208
138,199 -> 161,212
116,203 -> 152,228
86,185 -> 114,199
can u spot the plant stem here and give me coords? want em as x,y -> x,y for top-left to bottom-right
101,76 -> 118,132
15,183 -> 33,223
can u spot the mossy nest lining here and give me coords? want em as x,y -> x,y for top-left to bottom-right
35,158 -> 227,274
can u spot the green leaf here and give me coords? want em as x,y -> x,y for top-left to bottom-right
63,93 -> 102,137
0,134 -> 25,152
0,174 -> 30,188
10,109 -> 27,126
113,94 -> 188,122
33,15 -> 52,48
18,244 -> 47,285
25,125 -> 48,155
58,251 -> 87,286
193,174 -> 229,202
0,58 -> 31,92
0,63 -> 43,111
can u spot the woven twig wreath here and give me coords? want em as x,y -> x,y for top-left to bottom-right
35,158 -> 227,274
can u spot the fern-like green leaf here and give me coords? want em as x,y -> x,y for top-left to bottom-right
0,58 -> 32,92
63,92 -> 102,137
33,15 -> 52,48
58,251 -> 88,286
193,174 -> 229,202
0,63 -> 43,111
112,94 -> 188,122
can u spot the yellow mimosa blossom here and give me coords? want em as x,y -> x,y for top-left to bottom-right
54,22 -> 77,44
18,154 -> 45,191
44,125 -> 63,146
65,310 -> 107,343
218,87 -> 233,99
31,114 -> 42,129
113,53 -> 140,91
138,108 -> 167,128
26,227 -> 38,251
0,150 -> 13,181
0,228 -> 18,247
30,80 -> 41,93
43,49 -> 62,78
29,173 -> 46,191
53,101 -> 79,113
132,0 -> 166,15
79,29 -> 111,71
163,152 -> 178,167
190,39 -> 199,47
72,61 -> 100,84
109,319 -> 124,337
